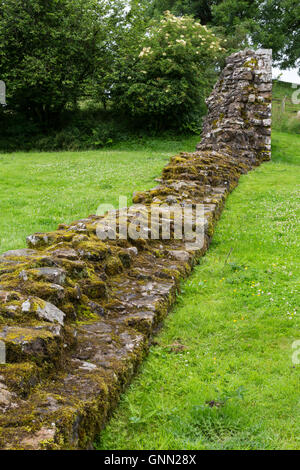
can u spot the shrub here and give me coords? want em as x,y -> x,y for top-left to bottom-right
111,11 -> 226,130
286,117 -> 300,134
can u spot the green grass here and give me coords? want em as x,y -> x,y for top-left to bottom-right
0,135 -> 198,253
0,110 -> 299,449
96,130 -> 300,450
272,81 -> 300,134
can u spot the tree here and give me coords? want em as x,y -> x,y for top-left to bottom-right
91,0 -> 150,110
210,0 -> 260,52
0,0 -> 110,123
148,0 -> 217,24
111,12 -> 226,130
251,0 -> 300,69
145,0 -> 300,71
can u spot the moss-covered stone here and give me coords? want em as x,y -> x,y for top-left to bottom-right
0,48 -> 272,449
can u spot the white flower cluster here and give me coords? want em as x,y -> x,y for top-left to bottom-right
139,47 -> 152,58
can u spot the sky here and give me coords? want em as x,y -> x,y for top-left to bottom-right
272,67 -> 300,85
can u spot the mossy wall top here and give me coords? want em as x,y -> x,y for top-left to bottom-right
197,48 -> 272,164
0,49 -> 272,449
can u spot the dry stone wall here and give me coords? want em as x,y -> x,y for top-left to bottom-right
198,48 -> 272,163
0,49 -> 272,449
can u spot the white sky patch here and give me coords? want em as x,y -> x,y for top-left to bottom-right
272,67 -> 300,85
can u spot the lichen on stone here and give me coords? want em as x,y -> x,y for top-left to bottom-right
0,48 -> 272,450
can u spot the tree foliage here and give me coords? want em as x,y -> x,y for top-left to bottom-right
91,0 -> 150,110
110,11 -> 225,130
146,0 -> 300,70
0,0 -> 110,122
0,0 -> 298,143
251,0 -> 300,69
148,0 -> 217,24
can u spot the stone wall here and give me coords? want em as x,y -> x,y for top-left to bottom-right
0,49 -> 272,449
198,49 -> 272,163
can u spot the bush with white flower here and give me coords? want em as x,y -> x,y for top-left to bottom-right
112,12 -> 226,131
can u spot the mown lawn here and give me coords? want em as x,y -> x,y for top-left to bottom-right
272,81 -> 300,134
0,135 -> 198,253
0,129 -> 299,450
96,130 -> 300,450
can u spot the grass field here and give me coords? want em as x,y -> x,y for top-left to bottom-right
0,90 -> 299,449
272,81 -> 300,134
1,81 -> 297,254
0,135 -> 198,253
95,131 -> 300,450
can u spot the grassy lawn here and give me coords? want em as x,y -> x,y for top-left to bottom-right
96,130 -> 300,450
0,135 -> 198,253
1,80 -> 296,255
0,123 -> 299,449
272,81 -> 300,134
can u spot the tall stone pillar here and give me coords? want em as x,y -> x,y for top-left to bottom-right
197,49 -> 272,164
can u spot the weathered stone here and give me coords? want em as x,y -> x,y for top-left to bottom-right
36,301 -> 65,325
197,49 -> 272,163
167,250 -> 191,263
20,428 -> 56,450
0,378 -> 16,412
21,299 -> 31,313
262,118 -> 272,127
88,301 -> 105,317
26,233 -> 49,248
0,48 -> 272,449
82,281 -> 107,299
48,248 -> 78,260
34,267 -> 66,285
0,324 -> 63,364
165,195 -> 178,204
0,249 -> 37,259
19,270 -> 28,281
